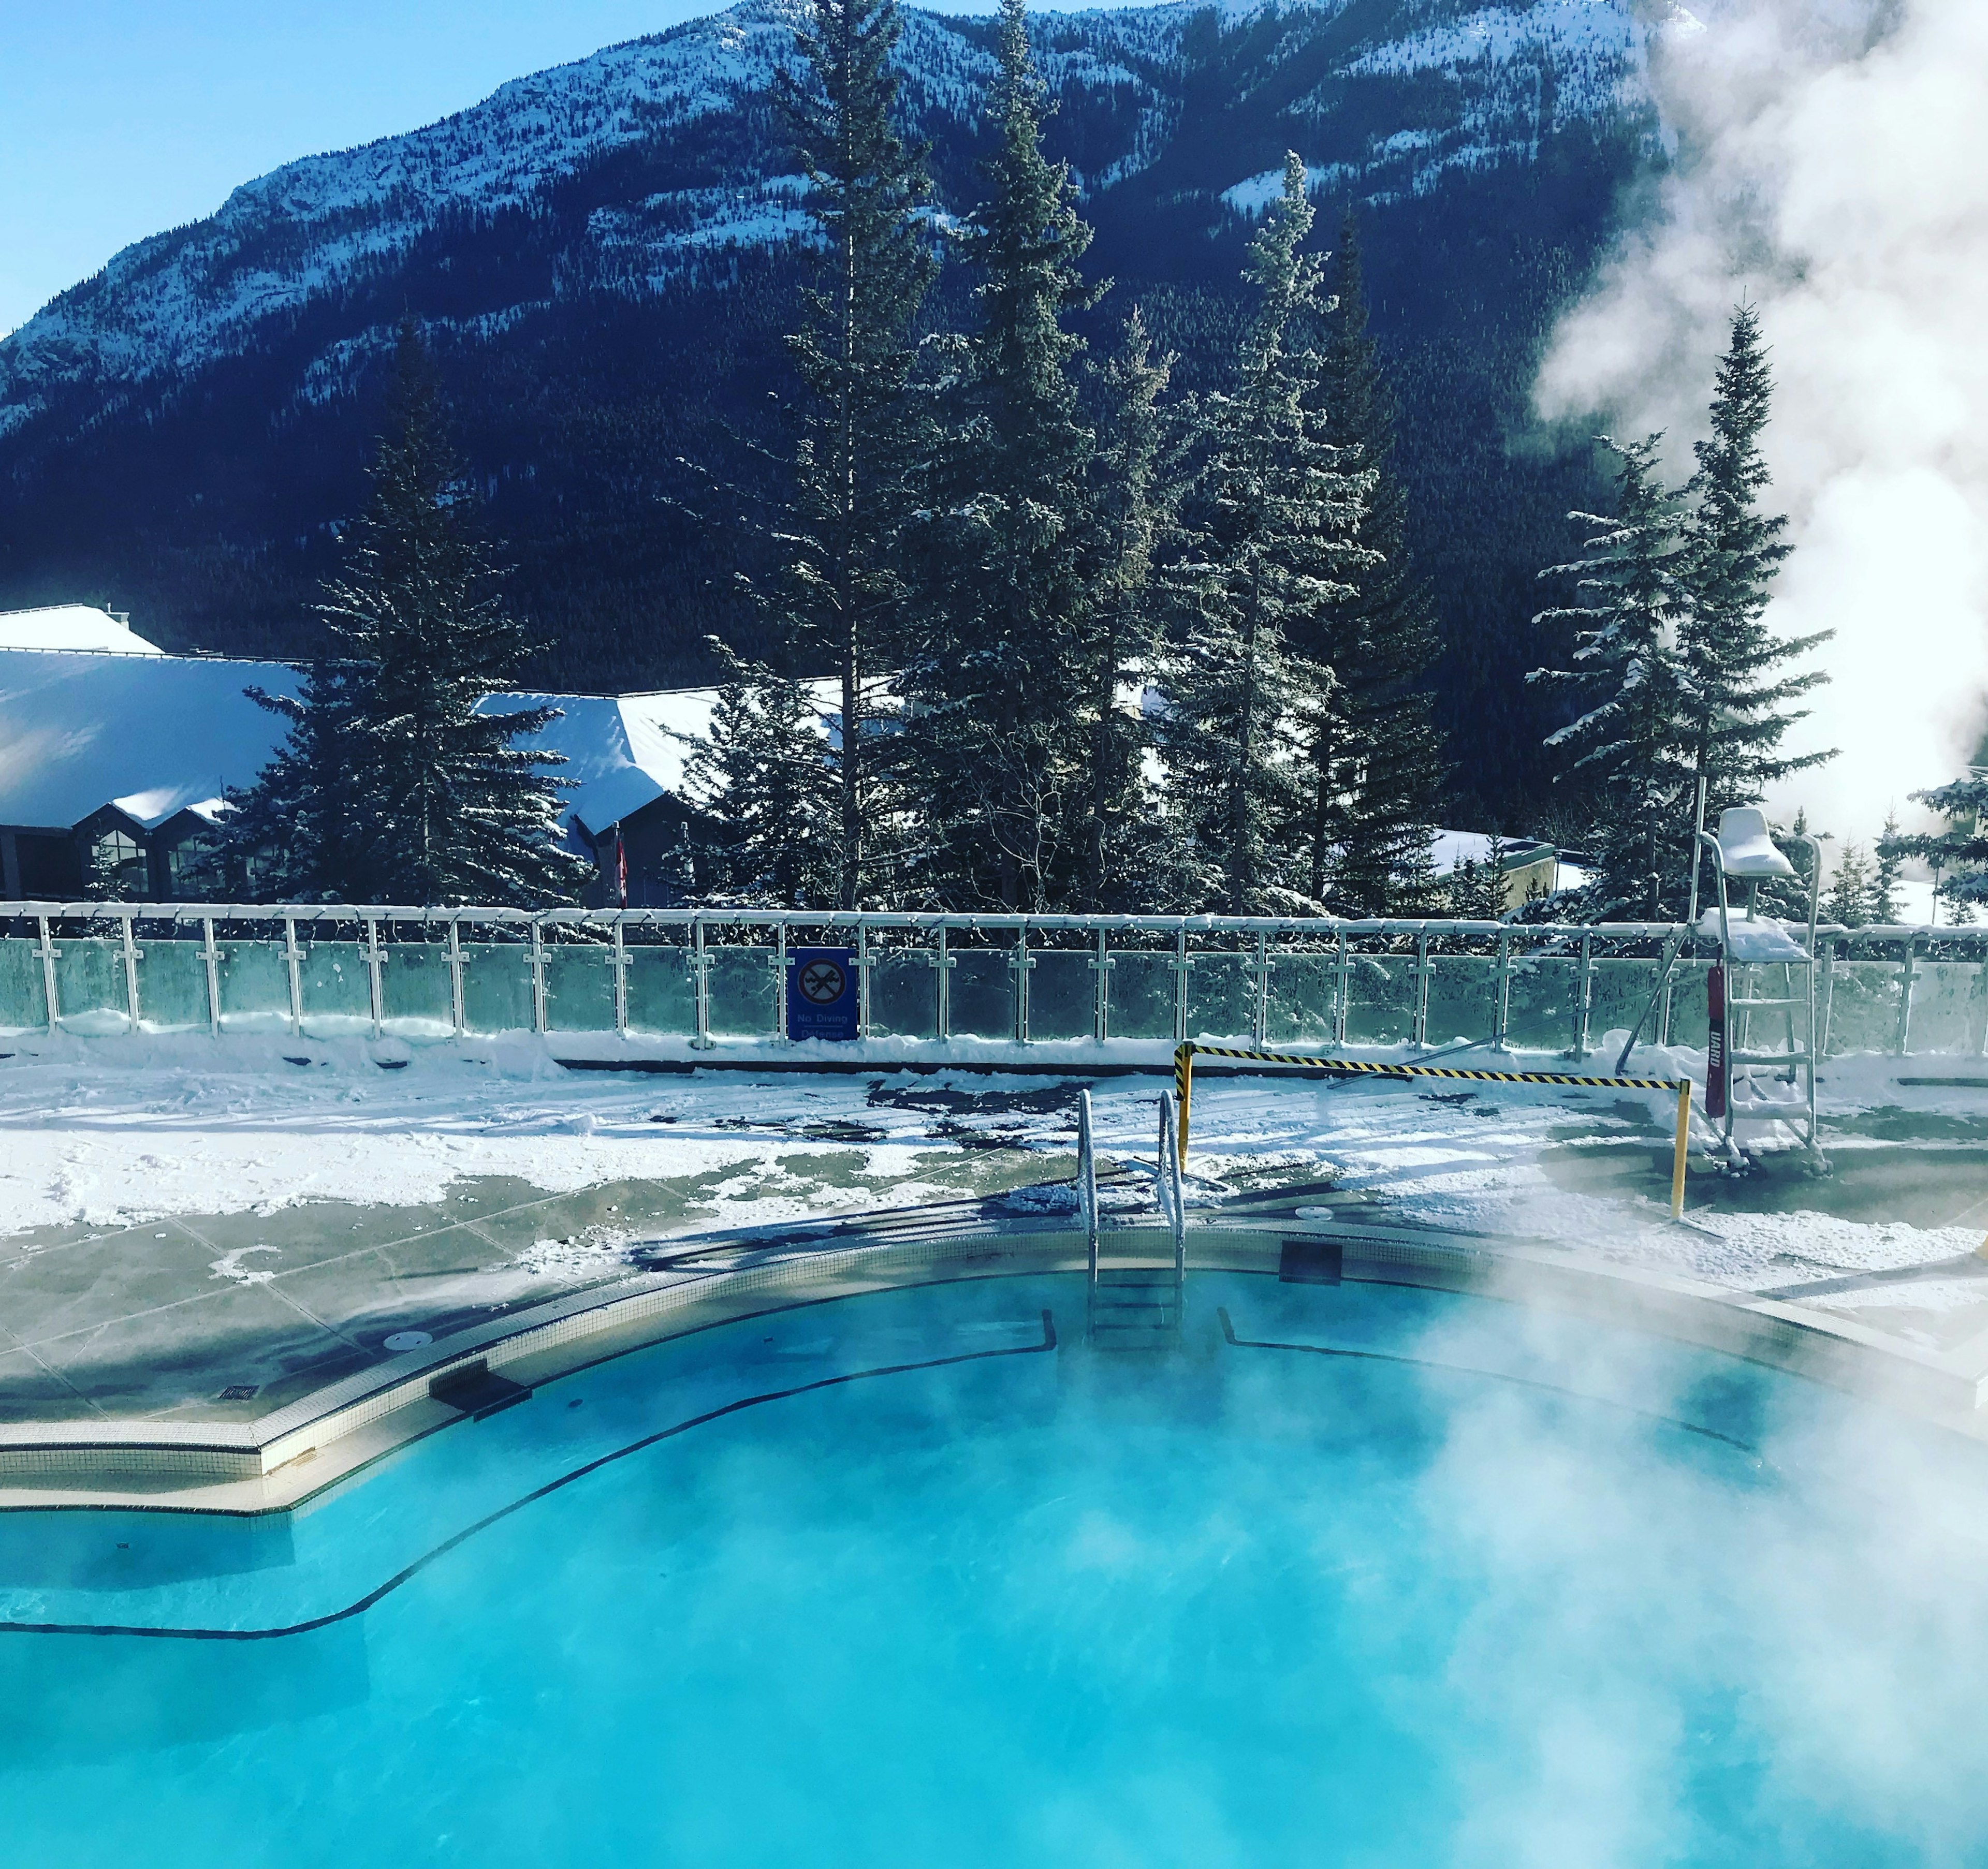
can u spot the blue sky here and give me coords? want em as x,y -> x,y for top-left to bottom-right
0,0 -> 1001,336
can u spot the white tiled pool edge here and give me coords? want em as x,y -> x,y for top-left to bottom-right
4,1216 -> 1984,1513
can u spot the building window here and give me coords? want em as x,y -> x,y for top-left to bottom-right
167,835 -> 220,899
88,829 -> 148,898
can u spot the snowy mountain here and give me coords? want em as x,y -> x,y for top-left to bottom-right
0,0 -> 1670,817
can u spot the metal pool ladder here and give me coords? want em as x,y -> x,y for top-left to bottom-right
1081,1088 -> 1187,1349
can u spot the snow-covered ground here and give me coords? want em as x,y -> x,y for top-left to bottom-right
3,1030 -> 1983,1291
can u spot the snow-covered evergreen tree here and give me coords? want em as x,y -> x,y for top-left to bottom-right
1823,840 -> 1872,928
1870,809 -> 1908,922
1445,836 -> 1509,920
1885,788 -> 1988,920
773,0 -> 934,909
1158,154 -> 1372,915
1077,310 -> 1177,910
215,662 -> 367,900
684,645 -> 840,906
1529,435 -> 1693,919
1677,306 -> 1832,817
1303,208 -> 1445,915
898,0 -> 1099,909
231,323 -> 587,905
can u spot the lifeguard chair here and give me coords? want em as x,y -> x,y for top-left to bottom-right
1698,807 -> 1825,1168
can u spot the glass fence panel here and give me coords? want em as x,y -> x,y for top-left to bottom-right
544,945 -> 615,1034
383,944 -> 455,1033
1425,956 -> 1496,1048
1187,954 -> 1254,1042
140,940 -> 214,1031
1503,955 -> 1577,1054
1905,960 -> 1982,1055
1664,962 -> 1711,1051
1027,951 -> 1094,1041
0,939 -> 49,1031
54,938 -> 127,1033
1342,953 -> 1415,1047
624,948 -> 693,1037
1823,960 -> 1902,1056
1587,959 -> 1663,1048
1105,952 -> 1175,1041
867,951 -> 935,1039
948,950 -> 1016,1040
298,941 -> 372,1032
461,943 -> 535,1034
1264,953 -> 1337,1044
707,948 -> 777,1038
215,939 -> 291,1029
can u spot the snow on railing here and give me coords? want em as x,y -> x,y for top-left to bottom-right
0,902 -> 1981,1059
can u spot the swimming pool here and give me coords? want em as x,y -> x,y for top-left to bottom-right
4,1268 -> 1987,1867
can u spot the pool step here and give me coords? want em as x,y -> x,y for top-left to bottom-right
1087,1268 -> 1182,1349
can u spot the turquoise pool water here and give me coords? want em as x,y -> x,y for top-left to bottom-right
4,1270 -> 1987,1867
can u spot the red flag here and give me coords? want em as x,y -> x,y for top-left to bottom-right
616,833 -> 628,909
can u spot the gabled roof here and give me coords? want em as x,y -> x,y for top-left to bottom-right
0,647 -> 841,840
0,605 -> 164,656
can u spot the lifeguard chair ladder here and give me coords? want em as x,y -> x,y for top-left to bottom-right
1699,807 -> 1825,1167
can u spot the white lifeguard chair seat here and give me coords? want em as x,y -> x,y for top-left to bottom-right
1715,807 -> 1795,879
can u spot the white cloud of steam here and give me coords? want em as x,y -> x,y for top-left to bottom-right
1534,0 -> 1988,846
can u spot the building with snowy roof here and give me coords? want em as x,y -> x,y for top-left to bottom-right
0,607 -> 829,904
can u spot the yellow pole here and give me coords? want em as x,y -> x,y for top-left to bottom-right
1671,1078 -> 1692,1220
1175,1043 -> 1193,1164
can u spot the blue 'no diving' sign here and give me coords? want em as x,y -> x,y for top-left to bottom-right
787,947 -> 859,1041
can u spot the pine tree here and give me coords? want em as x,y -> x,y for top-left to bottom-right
1077,310 -> 1175,910
1870,808 -> 1907,923
898,0 -> 1100,909
230,322 -> 588,906
1677,305 -> 1833,816
684,644 -> 840,906
215,663 -> 367,900
1303,209 -> 1446,915
1158,154 -> 1373,914
1445,837 -> 1509,920
1885,788 -> 1988,921
1823,840 -> 1872,928
1529,435 -> 1693,919
773,0 -> 935,909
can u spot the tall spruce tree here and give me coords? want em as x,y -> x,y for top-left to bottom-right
1530,436 -> 1694,919
898,0 -> 1099,909
1304,209 -> 1445,914
773,0 -> 934,908
1158,155 -> 1372,914
216,662 -> 366,900
1077,309 -> 1175,909
684,644 -> 840,906
1823,840 -> 1872,928
1677,305 -> 1832,816
229,323 -> 586,905
1884,791 -> 1985,918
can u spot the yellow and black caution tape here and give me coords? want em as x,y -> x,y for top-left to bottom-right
1172,1041 -> 1694,1223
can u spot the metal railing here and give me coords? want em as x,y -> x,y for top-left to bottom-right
1,901 -> 1984,1059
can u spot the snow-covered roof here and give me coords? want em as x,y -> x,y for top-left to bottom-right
0,648 -> 840,840
0,650 -> 300,831
502,679 -> 841,836
0,606 -> 163,656
1428,829 -> 1555,877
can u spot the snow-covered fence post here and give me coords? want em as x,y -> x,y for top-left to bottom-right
935,922 -> 952,1040
363,916 -> 384,1038
120,909 -> 141,1034
1492,929 -> 1512,1052
857,919 -> 873,1040
1171,926 -> 1191,1046
1251,931 -> 1269,1047
529,917 -> 548,1035
610,915 -> 629,1039
1013,924 -> 1033,1042
36,914 -> 57,1036
1894,936 -> 1918,1057
773,916 -> 788,1043
1411,928 -> 1431,1048
1572,932 -> 1594,1061
1819,935 -> 1837,1060
201,915 -> 223,1039
448,917 -> 466,1038
690,915 -> 709,1049
1090,928 -> 1111,1041
283,916 -> 304,1038
1331,928 -> 1350,1045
